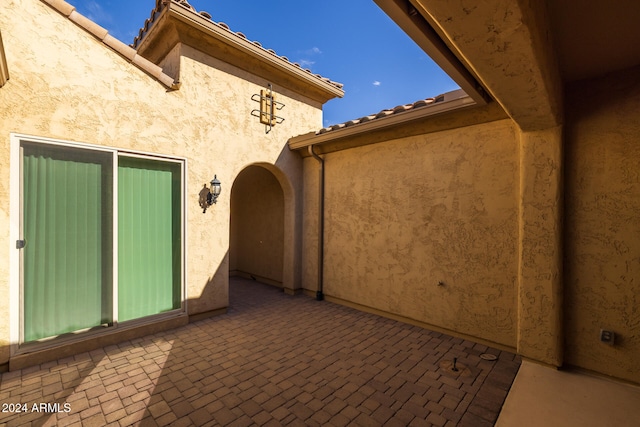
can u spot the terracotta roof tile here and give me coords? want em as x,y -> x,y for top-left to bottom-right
40,0 -> 180,90
316,95 -> 444,135
132,0 -> 344,91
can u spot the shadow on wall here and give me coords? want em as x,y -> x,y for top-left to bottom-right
0,154 -> 299,425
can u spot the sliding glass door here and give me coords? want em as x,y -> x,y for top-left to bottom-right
118,157 -> 181,322
21,139 -> 183,344
22,143 -> 113,341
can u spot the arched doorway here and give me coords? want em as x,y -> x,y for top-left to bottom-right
229,164 -> 293,290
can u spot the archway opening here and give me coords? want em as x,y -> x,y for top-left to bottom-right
229,165 -> 285,288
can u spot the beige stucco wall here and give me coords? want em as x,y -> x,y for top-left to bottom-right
517,126 -> 563,366
302,156 -> 322,293
564,65 -> 640,384
0,0 -> 321,367
174,46 -> 315,311
309,119 -> 520,348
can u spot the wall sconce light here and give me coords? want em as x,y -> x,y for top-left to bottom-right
199,175 -> 222,213
208,175 -> 222,205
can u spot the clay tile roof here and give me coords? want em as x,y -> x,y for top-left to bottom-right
375,110 -> 394,118
39,0 -> 179,89
177,0 -> 194,11
132,0 -> 344,91
315,96 -> 442,135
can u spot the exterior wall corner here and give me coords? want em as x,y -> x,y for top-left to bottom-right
517,125 -> 564,366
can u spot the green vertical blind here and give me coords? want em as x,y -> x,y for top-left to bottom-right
118,157 -> 181,322
21,142 -> 182,343
22,144 -> 113,342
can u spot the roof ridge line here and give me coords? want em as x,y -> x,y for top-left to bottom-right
40,0 -> 181,90
288,89 -> 471,147
132,0 -> 343,91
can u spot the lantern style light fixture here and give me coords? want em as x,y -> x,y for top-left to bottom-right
208,175 -> 221,205
200,175 -> 222,213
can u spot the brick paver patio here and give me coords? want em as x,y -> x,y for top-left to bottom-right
0,277 -> 520,426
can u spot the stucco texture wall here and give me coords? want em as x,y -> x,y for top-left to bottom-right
302,156 -> 321,292
175,46 -> 315,310
0,0 -> 321,365
318,119 -> 519,348
564,65 -> 640,383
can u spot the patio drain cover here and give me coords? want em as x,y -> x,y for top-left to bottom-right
480,353 -> 498,361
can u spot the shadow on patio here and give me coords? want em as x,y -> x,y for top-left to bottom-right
0,277 -> 520,426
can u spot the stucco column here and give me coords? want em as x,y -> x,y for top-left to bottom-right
517,126 -> 563,366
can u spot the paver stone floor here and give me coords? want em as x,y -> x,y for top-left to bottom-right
0,277 -> 520,426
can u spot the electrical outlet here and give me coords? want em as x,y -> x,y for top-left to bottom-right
600,329 -> 615,345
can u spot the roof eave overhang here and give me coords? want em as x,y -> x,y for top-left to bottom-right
136,3 -> 344,104
378,0 -> 563,131
289,93 -> 477,151
373,0 -> 488,106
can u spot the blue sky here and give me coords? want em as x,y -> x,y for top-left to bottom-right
71,0 -> 459,127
